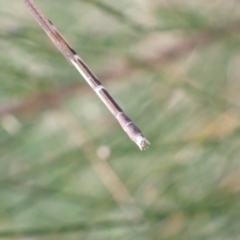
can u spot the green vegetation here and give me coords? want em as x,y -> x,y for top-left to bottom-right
0,0 -> 240,239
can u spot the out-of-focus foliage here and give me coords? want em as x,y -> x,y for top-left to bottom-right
0,0 -> 240,239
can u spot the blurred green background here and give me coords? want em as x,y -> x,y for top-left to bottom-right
0,0 -> 240,239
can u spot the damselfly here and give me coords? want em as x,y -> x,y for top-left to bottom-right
21,0 -> 150,150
